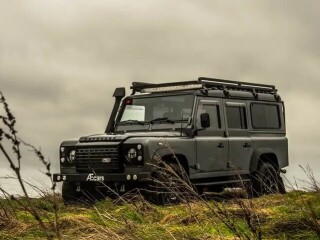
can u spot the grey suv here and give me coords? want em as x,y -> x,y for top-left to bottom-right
53,77 -> 288,204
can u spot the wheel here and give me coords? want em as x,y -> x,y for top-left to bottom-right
144,163 -> 187,205
248,162 -> 286,197
62,181 -> 83,204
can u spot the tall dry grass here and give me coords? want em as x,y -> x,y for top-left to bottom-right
0,91 -> 60,239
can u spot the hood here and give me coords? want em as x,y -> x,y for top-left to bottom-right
79,131 -> 186,143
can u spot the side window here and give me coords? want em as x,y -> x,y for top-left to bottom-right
226,106 -> 247,129
197,104 -> 221,129
251,103 -> 281,129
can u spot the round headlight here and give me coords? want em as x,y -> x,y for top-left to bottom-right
126,148 -> 137,162
68,150 -> 76,163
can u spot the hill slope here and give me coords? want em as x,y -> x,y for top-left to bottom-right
0,191 -> 319,240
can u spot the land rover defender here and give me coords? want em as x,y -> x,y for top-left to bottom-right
53,77 -> 288,204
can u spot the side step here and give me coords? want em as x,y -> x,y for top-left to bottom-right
193,179 -> 250,187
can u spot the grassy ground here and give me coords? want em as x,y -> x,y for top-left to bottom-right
0,190 -> 319,240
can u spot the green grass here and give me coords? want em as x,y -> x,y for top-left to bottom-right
0,191 -> 319,239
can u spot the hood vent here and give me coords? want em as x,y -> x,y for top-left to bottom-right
80,136 -> 117,142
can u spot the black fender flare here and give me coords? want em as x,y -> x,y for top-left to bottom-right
152,147 -> 190,175
249,148 -> 278,172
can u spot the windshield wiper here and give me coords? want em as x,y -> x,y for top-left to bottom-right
117,120 -> 146,125
150,117 -> 175,124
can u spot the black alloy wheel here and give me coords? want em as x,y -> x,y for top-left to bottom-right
145,162 -> 186,205
248,161 -> 286,197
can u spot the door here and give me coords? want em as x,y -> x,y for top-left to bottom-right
224,100 -> 253,172
195,98 -> 228,173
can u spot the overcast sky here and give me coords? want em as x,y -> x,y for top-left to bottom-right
1,0 -> 320,194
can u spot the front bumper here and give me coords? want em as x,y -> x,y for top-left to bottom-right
53,172 -> 152,183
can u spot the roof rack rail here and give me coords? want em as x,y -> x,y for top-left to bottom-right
130,77 -> 277,95
198,77 -> 276,93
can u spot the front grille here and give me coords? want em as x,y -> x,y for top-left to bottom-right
76,147 -> 120,173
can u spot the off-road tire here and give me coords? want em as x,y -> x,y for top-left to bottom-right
247,162 -> 286,197
145,163 -> 186,205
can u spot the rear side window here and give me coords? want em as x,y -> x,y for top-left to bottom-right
251,103 -> 281,129
226,106 -> 247,129
197,104 -> 221,129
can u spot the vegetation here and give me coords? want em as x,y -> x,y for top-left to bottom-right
0,190 -> 319,239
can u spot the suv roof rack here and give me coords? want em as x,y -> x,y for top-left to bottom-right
198,77 -> 276,93
131,77 -> 277,95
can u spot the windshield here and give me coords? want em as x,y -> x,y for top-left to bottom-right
116,94 -> 195,131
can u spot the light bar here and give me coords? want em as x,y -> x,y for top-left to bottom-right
141,84 -> 203,93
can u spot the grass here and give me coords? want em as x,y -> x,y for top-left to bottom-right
0,191 -> 319,240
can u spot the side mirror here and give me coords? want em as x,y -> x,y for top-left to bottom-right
200,113 -> 210,128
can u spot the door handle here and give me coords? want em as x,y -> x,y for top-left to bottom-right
243,143 -> 251,148
217,143 -> 226,148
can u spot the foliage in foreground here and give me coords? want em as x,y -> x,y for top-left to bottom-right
0,190 -> 319,240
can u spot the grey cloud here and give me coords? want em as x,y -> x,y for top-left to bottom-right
0,75 -> 65,103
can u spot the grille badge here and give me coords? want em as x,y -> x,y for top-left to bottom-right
102,158 -> 112,163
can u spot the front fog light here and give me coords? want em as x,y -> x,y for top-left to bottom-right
137,144 -> 142,150
60,147 -> 65,153
68,150 -> 76,163
126,148 -> 137,162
